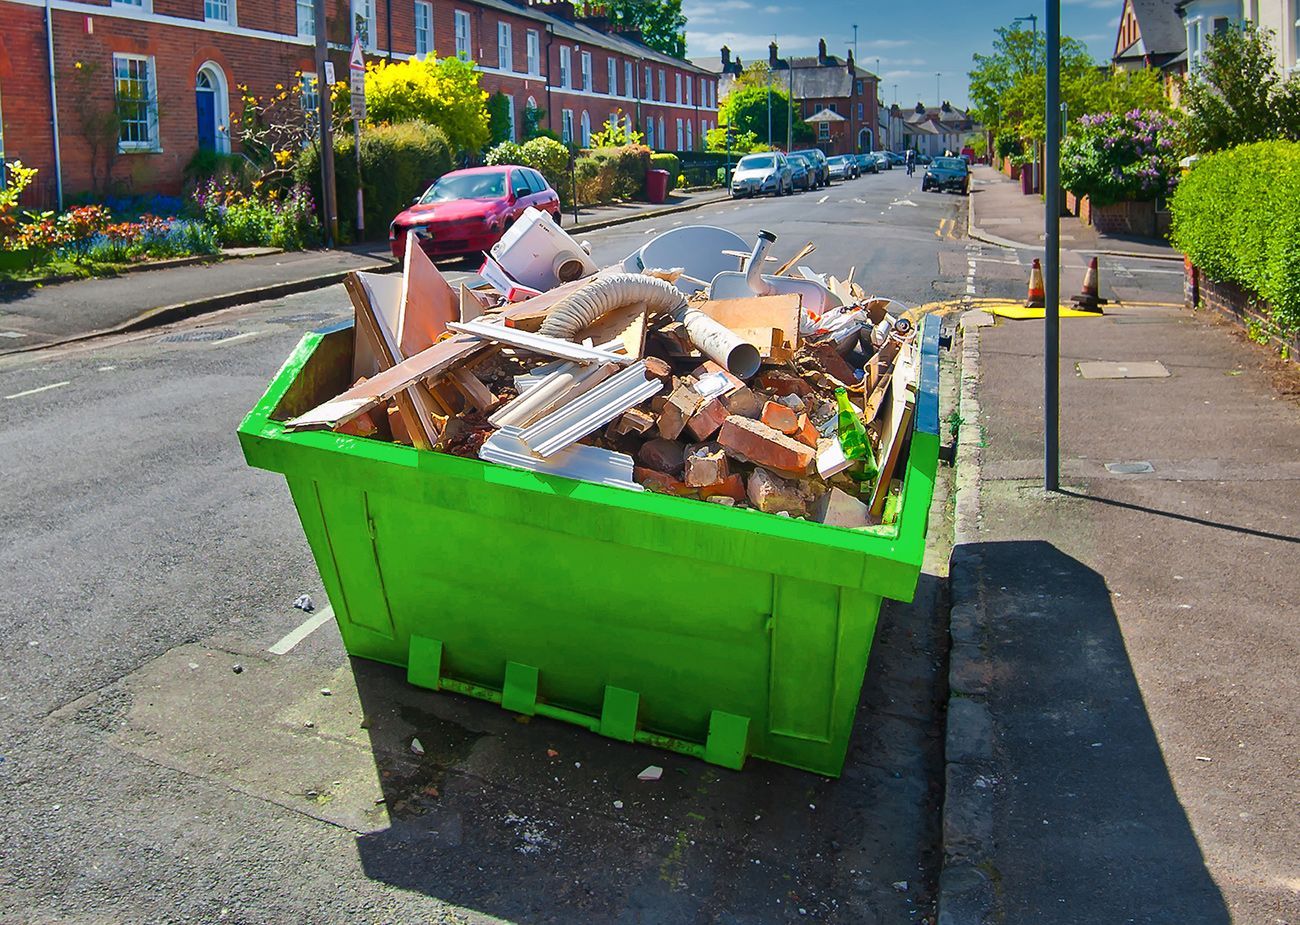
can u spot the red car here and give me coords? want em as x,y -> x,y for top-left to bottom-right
388,165 -> 562,260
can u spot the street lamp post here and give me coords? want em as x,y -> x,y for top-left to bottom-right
1044,0 -> 1061,491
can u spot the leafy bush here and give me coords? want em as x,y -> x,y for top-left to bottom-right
361,56 -> 489,153
0,161 -> 39,244
195,177 -> 321,249
484,140 -> 524,166
486,92 -> 513,147
1170,141 -> 1300,333
592,145 -> 651,199
299,121 -> 453,239
589,110 -> 644,148
1060,110 -> 1181,206
650,152 -> 680,191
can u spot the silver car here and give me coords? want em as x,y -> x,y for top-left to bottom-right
729,152 -> 794,198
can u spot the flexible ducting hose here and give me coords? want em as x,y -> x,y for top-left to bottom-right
536,273 -> 760,378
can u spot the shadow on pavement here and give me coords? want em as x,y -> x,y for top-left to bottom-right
1058,489 -> 1300,545
349,574 -> 949,924
973,540 -> 1229,924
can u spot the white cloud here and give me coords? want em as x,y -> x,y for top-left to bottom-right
687,30 -> 824,60
859,39 -> 912,50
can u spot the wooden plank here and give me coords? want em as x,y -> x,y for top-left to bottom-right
575,302 -> 648,358
868,398 -> 914,518
774,242 -> 815,277
865,337 -> 901,393
397,232 -> 457,356
449,367 -> 499,413
694,294 -> 802,355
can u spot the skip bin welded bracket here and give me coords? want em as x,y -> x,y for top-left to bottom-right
502,661 -> 540,715
599,685 -> 640,741
406,635 -> 443,690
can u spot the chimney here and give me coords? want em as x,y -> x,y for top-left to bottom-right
941,100 -> 951,112
769,41 -> 779,68
531,0 -> 575,21
721,45 -> 731,70
817,38 -> 827,64
915,101 -> 925,114
846,50 -> 854,73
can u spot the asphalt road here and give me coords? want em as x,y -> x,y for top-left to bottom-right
0,169 -> 1001,923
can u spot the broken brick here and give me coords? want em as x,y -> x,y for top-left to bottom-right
757,370 -> 814,399
611,408 -> 656,435
717,415 -> 816,475
684,443 -> 729,487
699,473 -> 746,502
761,401 -> 799,435
690,360 -> 745,395
656,385 -> 704,440
637,438 -> 686,476
793,413 -> 820,448
634,466 -> 695,496
722,386 -> 763,419
642,356 -> 673,386
685,398 -> 729,441
803,341 -> 859,386
746,468 -> 812,516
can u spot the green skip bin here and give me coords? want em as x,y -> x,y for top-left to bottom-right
239,315 -> 941,776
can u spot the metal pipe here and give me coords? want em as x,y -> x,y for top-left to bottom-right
43,0 -> 64,210
1045,0 -> 1061,492
745,229 -> 777,296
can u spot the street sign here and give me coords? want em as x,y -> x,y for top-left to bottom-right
349,35 -> 366,72
349,34 -> 366,120
323,61 -> 335,86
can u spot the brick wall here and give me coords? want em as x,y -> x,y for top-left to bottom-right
1090,199 -> 1155,237
1184,262 -> 1300,361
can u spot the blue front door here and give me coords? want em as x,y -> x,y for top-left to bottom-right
196,89 -> 216,151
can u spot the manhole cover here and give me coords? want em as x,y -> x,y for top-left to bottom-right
1105,461 -> 1155,474
160,329 -> 240,343
1078,360 -> 1170,379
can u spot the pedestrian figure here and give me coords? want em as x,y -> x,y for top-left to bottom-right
905,149 -> 916,177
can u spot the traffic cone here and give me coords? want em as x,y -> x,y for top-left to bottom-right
1070,256 -> 1107,311
1024,258 -> 1045,308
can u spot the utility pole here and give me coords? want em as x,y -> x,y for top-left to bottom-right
314,0 -> 338,246
767,64 -> 773,147
786,64 -> 793,153
935,71 -> 941,105
1045,0 -> 1061,491
852,24 -> 858,62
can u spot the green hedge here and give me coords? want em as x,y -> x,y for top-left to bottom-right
650,152 -> 680,191
1170,141 -> 1300,333
297,121 -> 453,241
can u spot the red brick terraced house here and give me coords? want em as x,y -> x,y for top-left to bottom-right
0,0 -> 719,206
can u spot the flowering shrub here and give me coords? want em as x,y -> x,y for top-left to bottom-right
193,177 -> 320,250
1060,110 -> 1182,206
1,161 -> 40,243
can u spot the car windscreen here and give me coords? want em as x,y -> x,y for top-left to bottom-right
737,155 -> 776,170
420,172 -> 507,203
933,158 -> 966,170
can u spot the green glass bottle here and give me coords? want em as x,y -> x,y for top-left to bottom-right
835,387 -> 868,460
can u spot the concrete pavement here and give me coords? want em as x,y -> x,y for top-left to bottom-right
942,299 -> 1300,923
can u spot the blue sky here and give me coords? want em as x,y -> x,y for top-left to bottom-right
683,0 -> 1122,110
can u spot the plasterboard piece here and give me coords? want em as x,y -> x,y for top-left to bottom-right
447,320 -> 634,366
517,361 -> 663,457
480,430 -> 643,491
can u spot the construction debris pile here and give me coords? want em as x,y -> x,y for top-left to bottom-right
285,208 -> 923,528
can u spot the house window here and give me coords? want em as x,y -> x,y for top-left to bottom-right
646,117 -> 655,147
625,62 -> 633,98
560,47 -> 572,88
561,108 -> 574,143
415,2 -> 433,57
675,73 -> 682,102
857,102 -> 864,119
608,58 -> 617,95
296,0 -> 314,36
658,69 -> 666,101
643,66 -> 651,100
505,94 -> 516,140
300,72 -> 320,135
204,0 -> 231,23
353,0 -> 376,51
581,51 -> 592,91
685,76 -> 691,106
658,117 -> 665,147
1212,16 -> 1230,35
686,120 -> 692,149
454,10 -> 471,61
111,0 -> 146,7
113,54 -> 158,151
580,110 -> 591,145
675,118 -> 683,149
856,80 -> 862,94
526,30 -> 540,75
818,121 -> 830,141
828,103 -> 837,114
498,22 -> 512,71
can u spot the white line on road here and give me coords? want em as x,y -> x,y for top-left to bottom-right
0,332 -> 27,339
97,365 -> 116,372
817,195 -> 829,203
210,331 -> 262,346
5,380 -> 71,400
268,606 -> 335,655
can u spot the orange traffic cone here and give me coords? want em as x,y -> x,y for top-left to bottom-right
1025,258 -> 1045,308
1070,256 -> 1107,311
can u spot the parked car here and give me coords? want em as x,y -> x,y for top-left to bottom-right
389,165 -> 560,260
854,153 -> 879,174
787,153 -> 815,191
827,155 -> 857,180
791,148 -> 831,186
916,153 -> 932,166
885,151 -> 906,168
871,151 -> 892,170
730,152 -> 794,197
921,156 -> 971,195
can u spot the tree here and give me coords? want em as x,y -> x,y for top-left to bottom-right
486,92 -> 513,147
362,56 -> 489,153
1183,22 -> 1300,152
718,78 -> 811,147
575,0 -> 686,59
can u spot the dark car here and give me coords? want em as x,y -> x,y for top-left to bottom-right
827,155 -> 858,180
885,151 -> 906,168
854,153 -> 879,174
791,148 -> 831,186
787,153 -> 815,191
389,165 -> 561,260
916,153 -> 932,166
921,156 -> 971,195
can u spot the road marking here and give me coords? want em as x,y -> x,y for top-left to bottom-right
5,380 -> 71,400
853,197 -> 867,204
0,332 -> 27,339
268,605 -> 335,655
210,331 -> 262,346
643,228 -> 658,234
817,195 -> 829,203
97,365 -> 116,372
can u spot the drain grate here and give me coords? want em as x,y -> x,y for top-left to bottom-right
160,329 -> 240,343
